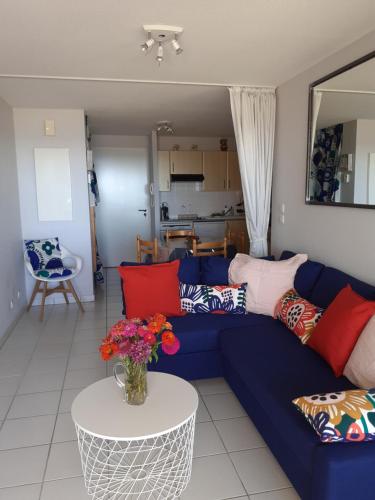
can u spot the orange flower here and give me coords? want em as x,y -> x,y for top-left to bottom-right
164,322 -> 173,330
162,331 -> 176,346
148,321 -> 161,334
153,313 -> 167,324
99,341 -> 119,361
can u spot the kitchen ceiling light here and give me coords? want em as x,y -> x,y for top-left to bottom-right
156,121 -> 174,134
141,25 -> 183,64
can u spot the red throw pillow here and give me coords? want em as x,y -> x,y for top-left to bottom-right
307,285 -> 375,377
118,260 -> 183,319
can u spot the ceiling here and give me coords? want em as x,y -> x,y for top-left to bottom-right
0,0 -> 374,135
316,54 -> 375,92
317,92 -> 375,129
0,78 -> 234,136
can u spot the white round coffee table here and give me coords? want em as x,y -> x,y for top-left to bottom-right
71,372 -> 198,500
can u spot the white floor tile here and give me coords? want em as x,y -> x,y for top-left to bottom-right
8,391 -> 61,418
63,367 -> 106,390
0,445 -> 49,487
53,413 -> 77,442
73,329 -> 106,341
74,319 -> 106,331
26,356 -> 68,374
230,448 -> 291,495
0,414 -> 56,450
193,421 -> 226,458
215,417 -> 266,452
250,488 -> 300,499
0,376 -> 21,397
0,396 -> 12,420
67,353 -> 103,371
195,377 -> 232,395
203,393 -> 247,420
70,339 -> 102,355
17,370 -> 64,394
181,453 -> 246,500
41,476 -> 89,499
59,388 -> 81,413
45,441 -> 83,481
196,397 -> 212,423
0,357 -> 32,377
0,483 -> 41,500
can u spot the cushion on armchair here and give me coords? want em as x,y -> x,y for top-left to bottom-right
25,238 -> 73,278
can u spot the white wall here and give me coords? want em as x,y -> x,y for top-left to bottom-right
272,29 -> 375,283
0,97 -> 26,341
13,108 -> 94,304
354,119 -> 375,204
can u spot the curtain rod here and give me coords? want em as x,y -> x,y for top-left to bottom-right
0,73 -> 276,89
315,88 -> 375,96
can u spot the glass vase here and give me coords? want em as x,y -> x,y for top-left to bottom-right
123,360 -> 148,405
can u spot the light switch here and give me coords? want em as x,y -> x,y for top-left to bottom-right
279,214 -> 285,224
44,119 -> 55,136
280,203 -> 286,214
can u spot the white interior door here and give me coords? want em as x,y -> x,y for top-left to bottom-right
94,147 -> 151,266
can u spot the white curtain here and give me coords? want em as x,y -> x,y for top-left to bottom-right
229,86 -> 276,257
310,90 -> 322,157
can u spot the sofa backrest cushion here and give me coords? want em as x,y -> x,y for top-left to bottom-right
201,256 -> 231,285
310,266 -> 375,309
280,250 -> 324,300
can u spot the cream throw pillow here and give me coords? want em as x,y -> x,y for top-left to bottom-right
344,315 -> 375,389
228,253 -> 308,316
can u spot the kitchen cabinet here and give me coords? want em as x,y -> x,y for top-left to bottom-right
226,219 -> 249,253
227,151 -> 242,191
158,151 -> 170,191
170,151 -> 203,175
202,151 -> 227,191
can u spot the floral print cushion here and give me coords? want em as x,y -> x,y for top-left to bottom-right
25,238 -> 64,271
293,389 -> 375,443
36,268 -> 72,279
180,283 -> 247,314
274,288 -> 324,343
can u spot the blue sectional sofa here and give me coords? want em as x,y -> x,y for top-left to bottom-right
137,252 -> 375,500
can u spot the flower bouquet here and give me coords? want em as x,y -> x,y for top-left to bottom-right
99,313 -> 180,405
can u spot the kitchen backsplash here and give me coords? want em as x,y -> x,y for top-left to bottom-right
160,182 -> 242,218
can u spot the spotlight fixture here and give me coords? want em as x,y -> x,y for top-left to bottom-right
156,43 -> 164,64
171,35 -> 183,55
140,32 -> 155,52
156,121 -> 174,135
140,25 -> 184,64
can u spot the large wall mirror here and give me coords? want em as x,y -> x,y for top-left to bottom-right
306,50 -> 375,208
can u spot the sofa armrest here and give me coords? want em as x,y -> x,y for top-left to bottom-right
311,441 -> 375,500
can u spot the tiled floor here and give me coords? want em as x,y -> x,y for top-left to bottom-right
0,269 -> 300,500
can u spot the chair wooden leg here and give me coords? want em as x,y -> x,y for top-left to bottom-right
27,280 -> 40,311
40,281 -> 48,321
60,281 -> 69,304
66,280 -> 84,313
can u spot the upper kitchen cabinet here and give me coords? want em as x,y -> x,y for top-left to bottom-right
170,151 -> 203,175
202,151 -> 227,191
158,151 -> 171,191
227,151 -> 242,191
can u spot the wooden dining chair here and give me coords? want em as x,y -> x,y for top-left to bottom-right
136,235 -> 158,263
226,229 -> 245,254
165,228 -> 195,244
192,237 -> 227,257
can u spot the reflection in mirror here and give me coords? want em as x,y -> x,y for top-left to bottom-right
307,53 -> 375,207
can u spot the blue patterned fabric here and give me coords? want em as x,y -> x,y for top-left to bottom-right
25,238 -> 72,279
180,283 -> 247,314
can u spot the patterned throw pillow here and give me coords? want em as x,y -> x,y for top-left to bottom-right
25,238 -> 64,271
180,283 -> 247,314
293,389 -> 375,443
274,288 -> 323,343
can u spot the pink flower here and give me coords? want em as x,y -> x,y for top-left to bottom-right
161,337 -> 180,355
137,326 -> 148,338
144,332 -> 157,345
127,339 -> 151,364
123,322 -> 137,338
118,339 -> 131,356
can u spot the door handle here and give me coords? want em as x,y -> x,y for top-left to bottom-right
138,209 -> 147,218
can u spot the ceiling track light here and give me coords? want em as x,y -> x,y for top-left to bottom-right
140,24 -> 183,64
171,35 -> 183,55
156,43 -> 164,64
156,121 -> 174,134
140,32 -> 155,52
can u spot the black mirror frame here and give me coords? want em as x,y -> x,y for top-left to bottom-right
306,49 -> 375,209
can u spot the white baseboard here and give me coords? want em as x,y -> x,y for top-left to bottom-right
0,305 -> 27,349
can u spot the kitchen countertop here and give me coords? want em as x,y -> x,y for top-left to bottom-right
160,216 -> 245,223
